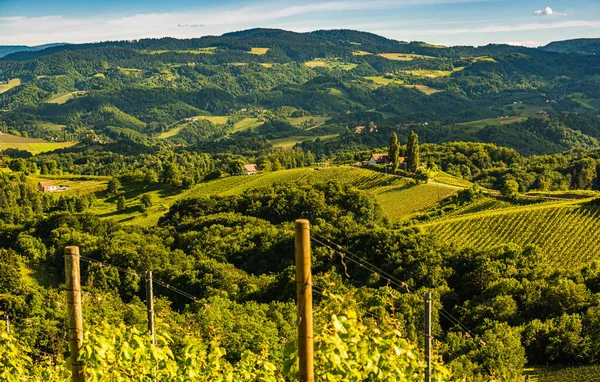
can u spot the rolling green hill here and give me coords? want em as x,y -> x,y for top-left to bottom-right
420,199 -> 600,267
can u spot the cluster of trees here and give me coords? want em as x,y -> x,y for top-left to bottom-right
4,178 -> 600,379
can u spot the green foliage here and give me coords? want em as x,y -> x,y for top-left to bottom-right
406,131 -> 420,173
285,310 -> 451,381
501,179 -> 520,196
107,178 -> 121,195
389,132 -> 400,172
81,321 -> 283,381
116,195 -> 126,211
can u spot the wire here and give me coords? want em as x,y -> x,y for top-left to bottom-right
312,284 -> 386,323
311,233 -> 479,342
78,256 -> 199,301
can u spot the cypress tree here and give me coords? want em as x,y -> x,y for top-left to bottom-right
406,131 -> 420,172
388,132 -> 400,172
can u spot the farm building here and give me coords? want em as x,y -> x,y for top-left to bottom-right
368,154 -> 407,168
243,164 -> 259,175
38,181 -> 59,192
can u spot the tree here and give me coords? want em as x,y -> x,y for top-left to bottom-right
406,131 -> 420,173
140,194 -> 152,210
388,132 -> 400,172
8,158 -> 26,173
414,169 -> 429,184
501,179 -> 519,197
228,160 -> 245,176
107,178 -> 121,195
116,195 -> 126,211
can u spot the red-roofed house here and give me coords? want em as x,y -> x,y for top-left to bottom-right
368,154 -> 407,168
243,164 -> 258,175
38,181 -> 58,192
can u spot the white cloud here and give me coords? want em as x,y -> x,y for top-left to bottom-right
533,6 -> 567,16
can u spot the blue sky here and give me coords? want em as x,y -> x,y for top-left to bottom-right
0,0 -> 599,47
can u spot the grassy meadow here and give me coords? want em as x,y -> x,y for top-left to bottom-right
45,91 -> 86,104
249,47 -> 269,55
0,78 -> 22,94
377,53 -> 434,61
365,76 -> 405,86
403,84 -> 441,95
0,133 -> 76,154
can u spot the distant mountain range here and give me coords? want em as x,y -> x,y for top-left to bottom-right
1,34 -> 598,60
0,43 -> 68,58
541,38 -> 600,55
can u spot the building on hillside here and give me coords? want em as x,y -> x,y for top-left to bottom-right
38,181 -> 59,192
354,125 -> 366,134
184,117 -> 199,122
243,164 -> 258,175
368,154 -> 407,168
538,110 -> 548,116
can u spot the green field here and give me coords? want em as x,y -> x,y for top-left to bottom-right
45,91 -> 86,104
269,134 -> 338,149
375,183 -> 459,220
260,63 -> 274,68
421,200 -> 600,267
118,68 -> 143,75
404,69 -> 453,78
157,126 -> 184,139
305,59 -> 357,70
35,121 -> 66,131
29,175 -> 108,195
0,142 -> 77,154
0,78 -> 21,94
570,93 -> 599,110
142,48 -> 216,54
377,53 -> 434,61
365,76 -> 405,86
352,50 -> 372,56
288,116 -> 330,128
403,85 -> 441,95
537,365 -> 600,382
0,133 -> 76,154
459,116 -> 527,129
197,115 -> 230,124
249,47 -> 269,55
233,117 -> 262,132
473,56 -> 497,62
88,167 -> 417,226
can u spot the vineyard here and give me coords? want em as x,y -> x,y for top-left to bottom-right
538,365 -> 600,382
87,166 -> 415,226
375,183 -> 459,220
422,202 -> 600,267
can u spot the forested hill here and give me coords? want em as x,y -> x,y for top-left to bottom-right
0,43 -> 68,58
1,27 -> 600,158
0,28 -> 581,61
541,38 -> 600,55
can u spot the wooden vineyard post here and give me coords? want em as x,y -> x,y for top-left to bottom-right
145,271 -> 156,346
424,292 -> 432,382
65,246 -> 85,382
295,219 -> 314,382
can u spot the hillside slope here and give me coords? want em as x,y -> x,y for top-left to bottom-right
541,38 -> 600,55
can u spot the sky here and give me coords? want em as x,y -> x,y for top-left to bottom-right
0,0 -> 599,47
